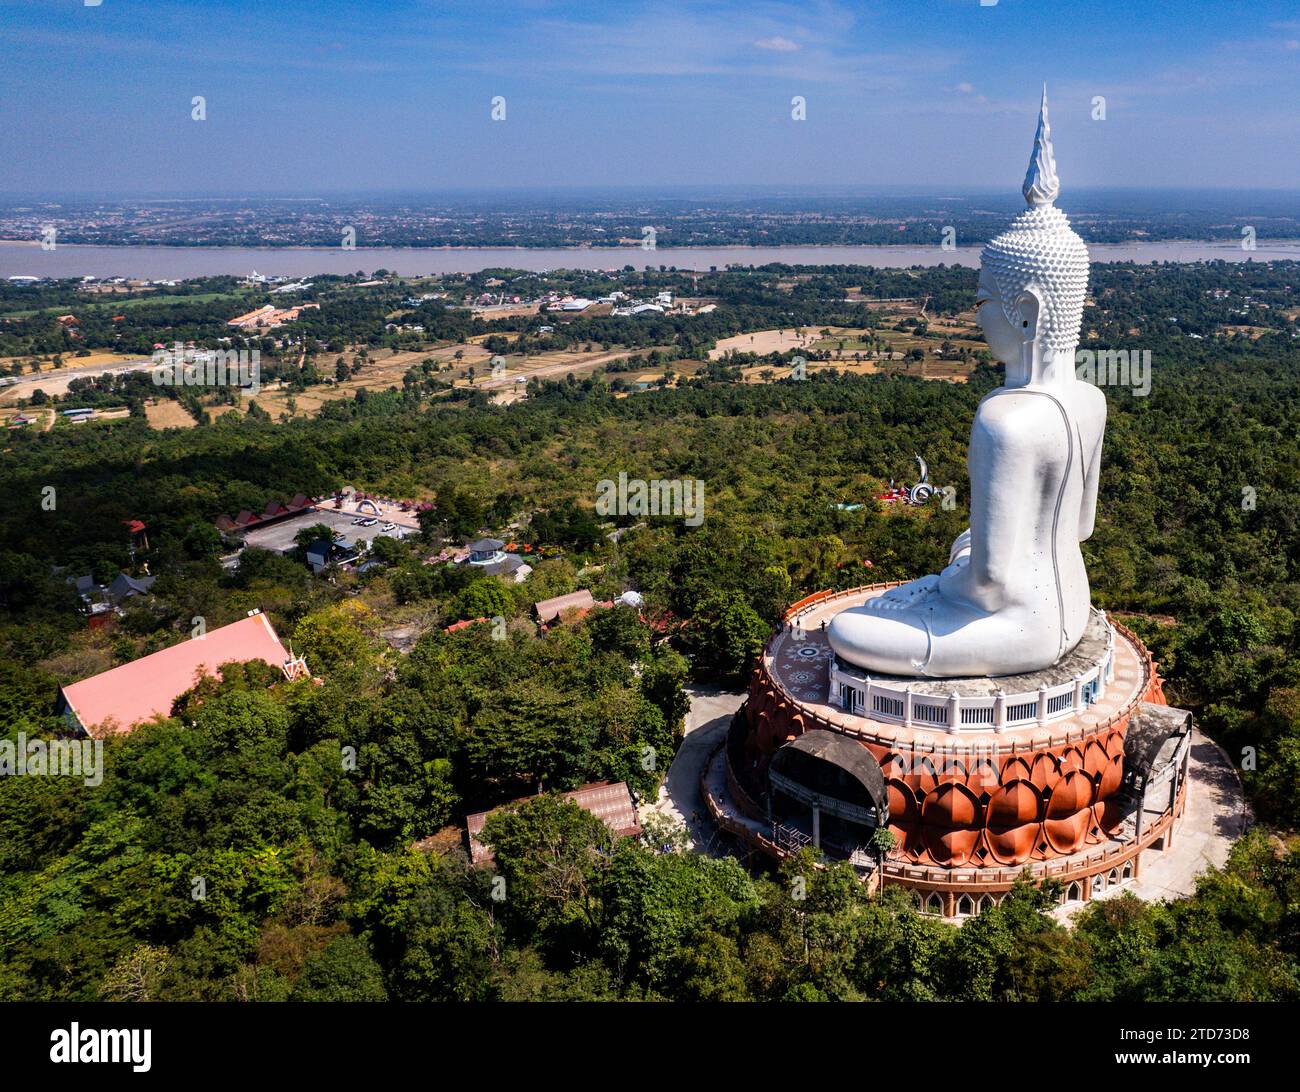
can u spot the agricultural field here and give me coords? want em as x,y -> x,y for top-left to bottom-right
143,398 -> 197,429
0,354 -> 155,402
0,349 -> 142,375
708,328 -> 815,358
714,310 -> 983,385
206,341 -> 671,419
467,346 -> 669,404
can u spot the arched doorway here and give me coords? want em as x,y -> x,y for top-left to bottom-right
768,730 -> 888,859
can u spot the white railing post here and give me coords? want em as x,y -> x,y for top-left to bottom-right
947,690 -> 961,734
1036,684 -> 1049,727
994,688 -> 1007,733
904,684 -> 915,728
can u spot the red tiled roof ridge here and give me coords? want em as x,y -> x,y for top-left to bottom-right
463,780 -> 640,865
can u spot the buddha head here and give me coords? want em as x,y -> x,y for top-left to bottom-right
977,87 -> 1089,387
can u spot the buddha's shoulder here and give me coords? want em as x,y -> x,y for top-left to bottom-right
975,388 -> 1094,448
1075,381 -> 1109,418
980,384 -> 1105,421
976,388 -> 1058,426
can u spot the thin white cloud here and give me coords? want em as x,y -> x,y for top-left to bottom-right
419,1 -> 944,88
754,36 -> 800,52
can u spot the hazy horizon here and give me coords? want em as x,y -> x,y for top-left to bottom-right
4,185 -> 1300,203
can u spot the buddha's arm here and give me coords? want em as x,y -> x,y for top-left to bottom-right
1078,430 -> 1102,541
940,410 -> 1035,611
948,527 -> 972,564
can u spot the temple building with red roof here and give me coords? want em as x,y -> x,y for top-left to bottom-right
57,611 -> 300,738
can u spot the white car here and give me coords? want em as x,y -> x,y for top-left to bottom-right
380,522 -> 396,533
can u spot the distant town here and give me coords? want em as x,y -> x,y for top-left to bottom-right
4,188 -> 1300,251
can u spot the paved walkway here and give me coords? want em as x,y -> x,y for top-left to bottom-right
1053,729 -> 1250,922
642,684 -> 745,854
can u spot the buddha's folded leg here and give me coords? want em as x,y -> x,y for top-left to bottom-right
830,592 -> 1058,677
827,606 -> 935,675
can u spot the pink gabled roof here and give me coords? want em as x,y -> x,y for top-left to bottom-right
60,613 -> 291,739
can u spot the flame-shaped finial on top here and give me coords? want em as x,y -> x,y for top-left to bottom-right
1022,84 -> 1060,207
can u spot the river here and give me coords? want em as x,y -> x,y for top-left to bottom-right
4,239 -> 1300,279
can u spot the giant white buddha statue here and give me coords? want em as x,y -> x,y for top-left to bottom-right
828,88 -> 1107,678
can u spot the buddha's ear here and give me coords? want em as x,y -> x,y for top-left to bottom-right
1015,287 -> 1043,341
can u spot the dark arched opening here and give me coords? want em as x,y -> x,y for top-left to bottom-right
768,730 -> 888,859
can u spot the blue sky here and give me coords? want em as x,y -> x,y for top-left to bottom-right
2,0 -> 1299,195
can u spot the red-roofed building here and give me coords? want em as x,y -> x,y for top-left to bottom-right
534,589 -> 614,627
57,612 -> 298,739
464,781 -> 641,866
214,495 -> 319,534
123,518 -> 149,555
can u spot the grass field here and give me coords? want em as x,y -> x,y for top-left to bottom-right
708,329 -> 816,358
1,350 -> 142,372
0,290 -> 250,319
711,301 -> 984,385
246,343 -> 495,419
232,342 -> 670,418
144,399 -> 197,429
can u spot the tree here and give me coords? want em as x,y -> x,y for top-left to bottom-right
586,604 -> 649,660
99,944 -> 171,1002
480,794 -> 614,940
190,686 -> 290,752
451,578 -> 513,622
290,935 -> 387,1001
686,591 -> 769,681
292,602 -> 377,676
465,681 -> 584,793
433,486 -> 487,538
293,523 -> 335,555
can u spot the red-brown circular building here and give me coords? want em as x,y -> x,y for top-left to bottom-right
715,584 -> 1193,918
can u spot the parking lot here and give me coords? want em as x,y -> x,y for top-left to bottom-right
239,507 -> 414,555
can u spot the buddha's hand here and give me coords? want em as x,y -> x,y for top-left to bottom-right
948,527 -> 972,565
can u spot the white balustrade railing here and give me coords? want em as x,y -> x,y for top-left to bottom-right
824,614 -> 1115,734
